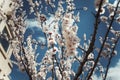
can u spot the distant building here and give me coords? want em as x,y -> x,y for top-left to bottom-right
0,0 -> 18,80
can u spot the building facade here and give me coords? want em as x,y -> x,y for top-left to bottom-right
0,0 -> 18,80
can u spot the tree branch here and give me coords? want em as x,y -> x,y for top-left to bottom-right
86,1 -> 120,79
73,0 -> 104,79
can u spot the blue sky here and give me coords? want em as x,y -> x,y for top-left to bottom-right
10,0 -> 120,80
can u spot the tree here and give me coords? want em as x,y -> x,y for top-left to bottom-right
0,0 -> 120,80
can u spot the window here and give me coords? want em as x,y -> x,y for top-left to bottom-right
8,63 -> 12,70
0,49 -> 6,59
0,27 -> 9,52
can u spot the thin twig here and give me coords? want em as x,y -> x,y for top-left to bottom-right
103,37 -> 119,80
20,43 -> 32,80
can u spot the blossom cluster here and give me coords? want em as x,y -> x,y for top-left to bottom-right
95,0 -> 120,24
62,13 -> 80,57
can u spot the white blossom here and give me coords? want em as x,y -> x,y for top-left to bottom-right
100,16 -> 108,22
116,16 -> 120,24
